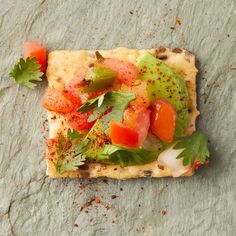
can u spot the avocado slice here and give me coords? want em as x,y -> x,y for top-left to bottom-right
138,51 -> 189,137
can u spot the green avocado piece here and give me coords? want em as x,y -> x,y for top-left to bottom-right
138,51 -> 189,137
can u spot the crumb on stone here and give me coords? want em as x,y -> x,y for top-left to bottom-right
175,18 -> 181,25
160,210 -> 167,216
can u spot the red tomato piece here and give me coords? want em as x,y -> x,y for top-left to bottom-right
42,88 -> 77,113
65,68 -> 87,102
123,104 -> 150,145
65,111 -> 95,131
24,41 -> 47,73
62,89 -> 82,107
101,58 -> 138,86
150,98 -> 177,142
67,68 -> 87,90
110,121 -> 139,148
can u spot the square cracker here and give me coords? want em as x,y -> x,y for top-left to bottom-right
46,47 -> 199,179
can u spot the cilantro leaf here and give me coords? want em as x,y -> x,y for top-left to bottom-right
9,57 -> 44,89
67,129 -> 83,141
173,131 -> 210,166
80,67 -> 116,93
78,93 -> 106,113
54,130 -> 89,174
78,91 -> 136,133
88,144 -> 160,166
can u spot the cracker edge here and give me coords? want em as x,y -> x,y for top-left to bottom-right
45,47 -> 199,179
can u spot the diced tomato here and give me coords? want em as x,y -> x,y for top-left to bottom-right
123,104 -> 150,145
101,58 -> 138,86
42,88 -> 77,113
65,111 -> 95,131
66,106 -> 111,132
24,41 -> 47,73
68,68 -> 87,89
65,68 -> 87,99
62,89 -> 82,107
110,121 -> 139,148
150,98 -> 177,142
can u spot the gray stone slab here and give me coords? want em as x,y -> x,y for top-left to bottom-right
0,0 -> 235,235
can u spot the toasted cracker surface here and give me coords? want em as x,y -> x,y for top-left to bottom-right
46,47 -> 199,179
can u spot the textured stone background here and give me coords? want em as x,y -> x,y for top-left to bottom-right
0,0 -> 236,235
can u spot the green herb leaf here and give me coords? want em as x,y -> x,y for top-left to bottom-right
89,144 -> 160,166
54,130 -> 89,174
78,91 -> 136,163
173,131 -> 210,166
78,93 -> 106,113
80,67 -> 116,93
67,129 -> 83,142
9,57 -> 44,89
78,91 -> 136,133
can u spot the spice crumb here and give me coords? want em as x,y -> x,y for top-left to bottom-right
129,11 -> 133,15
175,18 -> 181,25
74,224 -> 79,227
120,188 -> 123,191
111,195 -> 117,199
94,197 -> 101,204
160,210 -> 167,216
112,220 -> 116,223
79,184 -> 85,190
85,202 -> 91,207
102,179 -> 108,184
89,218 -> 93,222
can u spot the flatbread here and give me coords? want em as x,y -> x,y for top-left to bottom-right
46,47 -> 199,179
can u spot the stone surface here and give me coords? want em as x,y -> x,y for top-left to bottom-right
0,0 -> 236,235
